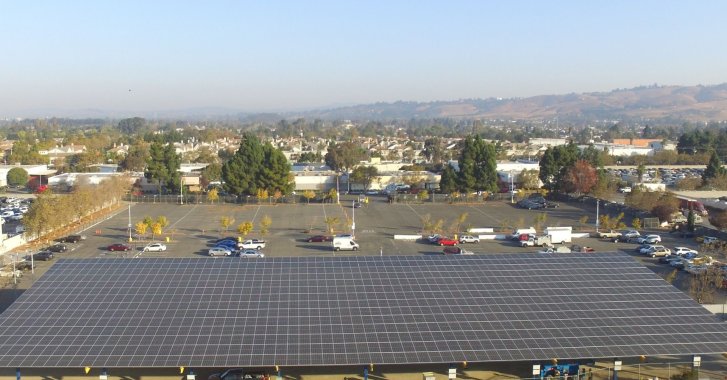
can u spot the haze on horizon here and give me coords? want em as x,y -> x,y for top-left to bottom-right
2,0 -> 726,118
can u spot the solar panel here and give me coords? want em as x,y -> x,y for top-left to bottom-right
0,253 -> 726,368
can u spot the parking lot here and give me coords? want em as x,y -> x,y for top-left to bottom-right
5,194 -> 717,295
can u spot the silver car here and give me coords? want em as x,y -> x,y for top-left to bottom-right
208,247 -> 232,256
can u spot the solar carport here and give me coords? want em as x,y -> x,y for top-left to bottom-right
0,253 -> 726,377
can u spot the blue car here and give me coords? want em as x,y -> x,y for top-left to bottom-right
215,240 -> 238,249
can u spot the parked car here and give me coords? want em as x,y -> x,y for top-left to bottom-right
427,234 -> 442,244
107,243 -> 132,252
307,235 -> 333,243
637,234 -> 662,244
640,244 -> 665,255
237,249 -> 265,258
239,239 -> 266,250
32,251 -> 54,261
673,247 -> 698,256
58,234 -> 86,243
702,236 -> 719,244
437,237 -> 458,246
215,240 -> 238,249
621,230 -> 640,238
648,247 -> 672,258
143,243 -> 167,252
442,246 -> 474,255
658,254 -> 683,264
215,237 -> 238,244
47,244 -> 68,253
458,235 -> 479,244
208,369 -> 268,380
208,247 -> 232,256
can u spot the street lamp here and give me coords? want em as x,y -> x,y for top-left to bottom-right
351,200 -> 356,238
509,171 -> 515,204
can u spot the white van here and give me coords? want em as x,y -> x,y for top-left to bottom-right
333,237 -> 359,251
510,227 -> 536,240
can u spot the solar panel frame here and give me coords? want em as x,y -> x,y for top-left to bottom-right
0,253 -> 726,368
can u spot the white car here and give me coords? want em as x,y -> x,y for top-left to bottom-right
673,247 -> 698,256
637,234 -> 661,244
621,230 -> 641,239
208,247 -> 232,257
143,243 -> 167,252
237,249 -> 265,258
458,235 -> 480,244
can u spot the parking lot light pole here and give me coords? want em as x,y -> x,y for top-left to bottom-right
595,200 -> 600,232
352,200 -> 356,238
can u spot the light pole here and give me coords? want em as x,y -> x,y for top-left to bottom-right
351,200 -> 356,238
595,200 -> 600,232
336,173 -> 341,204
510,171 -> 515,204
179,176 -> 184,205
127,204 -> 132,242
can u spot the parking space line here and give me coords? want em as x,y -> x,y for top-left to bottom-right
251,205 -> 262,224
466,205 -> 502,224
169,203 -> 200,229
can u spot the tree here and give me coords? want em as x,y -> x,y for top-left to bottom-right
324,141 -> 366,172
563,160 -> 597,195
687,210 -> 696,233
237,221 -> 254,236
200,162 -> 222,187
221,216 -> 235,233
631,218 -> 642,230
324,216 -> 340,234
120,142 -> 150,172
302,190 -> 316,204
151,222 -> 162,240
207,188 -> 219,203
422,137 -> 444,163
135,221 -> 149,237
156,216 -> 169,230
117,117 -> 147,135
6,167 -> 28,187
439,165 -> 458,194
350,166 -> 379,191
145,142 -> 181,193
297,151 -> 322,163
222,133 -> 293,196
538,143 -> 580,191
418,189 -> 429,202
517,169 -> 540,190
702,151 -> 726,184
690,266 -> 722,304
327,188 -> 338,203
456,136 -> 498,193
651,197 -> 680,222
259,215 -> 272,236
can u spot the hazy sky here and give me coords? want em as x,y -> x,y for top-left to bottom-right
1,0 -> 726,117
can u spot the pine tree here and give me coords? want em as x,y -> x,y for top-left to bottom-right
702,151 -> 725,184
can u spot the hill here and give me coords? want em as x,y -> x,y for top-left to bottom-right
304,83 -> 727,122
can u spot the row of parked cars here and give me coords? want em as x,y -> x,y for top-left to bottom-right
515,196 -> 559,210
208,237 -> 266,257
426,234 -> 480,246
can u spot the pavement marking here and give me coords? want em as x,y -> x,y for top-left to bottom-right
168,203 -> 200,229
466,204 -> 502,225
250,205 -> 262,224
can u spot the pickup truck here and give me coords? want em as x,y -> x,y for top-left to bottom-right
239,239 -> 266,250
595,230 -> 622,239
521,235 -> 553,247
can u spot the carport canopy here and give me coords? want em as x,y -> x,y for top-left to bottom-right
0,253 -> 726,368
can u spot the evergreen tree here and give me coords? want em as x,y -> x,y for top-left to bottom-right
457,137 -> 478,192
439,165 -> 458,194
222,134 -> 292,196
145,142 -> 181,193
702,151 -> 726,183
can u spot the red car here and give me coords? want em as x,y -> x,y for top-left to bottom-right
443,247 -> 474,255
107,243 -> 132,251
437,237 -> 458,246
307,235 -> 333,243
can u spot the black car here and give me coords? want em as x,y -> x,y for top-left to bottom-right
58,234 -> 85,243
32,251 -> 54,261
47,244 -> 68,253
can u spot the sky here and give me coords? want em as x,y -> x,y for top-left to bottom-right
1,0 -> 727,117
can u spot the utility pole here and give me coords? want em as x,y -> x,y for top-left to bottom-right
351,200 -> 356,238
127,204 -> 132,242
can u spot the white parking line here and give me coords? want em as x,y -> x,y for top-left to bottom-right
168,203 -> 200,229
467,205 -> 501,224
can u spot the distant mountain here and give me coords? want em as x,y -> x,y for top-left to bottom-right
305,83 -> 727,123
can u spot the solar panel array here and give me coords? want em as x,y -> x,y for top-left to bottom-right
0,253 -> 726,368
